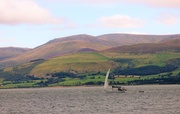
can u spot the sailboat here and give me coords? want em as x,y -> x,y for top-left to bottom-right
104,69 -> 127,92
104,68 -> 111,90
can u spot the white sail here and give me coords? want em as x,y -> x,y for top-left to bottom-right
104,69 -> 111,90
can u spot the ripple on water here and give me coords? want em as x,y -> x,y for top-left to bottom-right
0,85 -> 180,114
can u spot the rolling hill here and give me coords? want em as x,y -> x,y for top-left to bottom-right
2,52 -> 118,77
97,34 -> 180,46
103,38 -> 180,54
2,36 -> 180,77
0,35 -> 110,68
29,52 -> 117,77
0,33 -> 180,68
0,47 -> 30,61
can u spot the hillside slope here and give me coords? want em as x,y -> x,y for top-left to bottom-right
103,38 -> 180,53
0,35 -> 110,68
3,52 -> 117,77
2,38 -> 180,77
97,34 -> 180,46
29,52 -> 116,77
0,34 -> 180,68
0,47 -> 30,61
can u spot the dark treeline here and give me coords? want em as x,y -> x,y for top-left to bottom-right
113,65 -> 177,76
112,58 -> 135,68
52,72 -> 85,79
0,72 -> 40,82
128,76 -> 180,85
52,72 -> 77,78
30,59 -> 45,62
36,78 -> 64,87
112,58 -> 133,63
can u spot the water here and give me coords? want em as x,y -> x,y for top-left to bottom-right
0,85 -> 180,114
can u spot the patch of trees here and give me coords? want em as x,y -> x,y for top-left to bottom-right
36,81 -> 48,87
51,72 -> 86,80
112,58 -> 135,68
113,65 -> 177,76
36,78 -> 64,87
30,59 -> 45,62
0,72 -> 40,82
128,76 -> 180,85
52,72 -> 77,78
87,71 -> 105,76
112,58 -> 133,63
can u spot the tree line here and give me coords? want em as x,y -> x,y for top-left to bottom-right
113,65 -> 177,76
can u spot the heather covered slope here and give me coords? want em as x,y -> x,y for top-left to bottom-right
2,38 -> 180,77
97,34 -> 180,46
0,34 -> 180,68
3,51 -> 180,78
0,34 -> 180,88
103,38 -> 180,54
3,52 -> 118,77
50,34 -> 180,47
46,34 -> 110,46
0,35 -> 109,68
0,47 -> 30,61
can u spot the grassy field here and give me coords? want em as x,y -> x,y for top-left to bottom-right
171,68 -> 180,76
3,61 -> 44,75
102,52 -> 180,67
3,51 -> 180,78
0,80 -> 42,89
1,51 -> 179,88
29,52 -> 117,77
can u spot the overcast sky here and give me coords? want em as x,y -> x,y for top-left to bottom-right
0,0 -> 180,48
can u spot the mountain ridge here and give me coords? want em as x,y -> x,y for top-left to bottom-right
0,47 -> 30,61
0,33 -> 180,68
103,38 -> 180,53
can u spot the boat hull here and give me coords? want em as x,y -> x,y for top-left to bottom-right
104,87 -> 126,93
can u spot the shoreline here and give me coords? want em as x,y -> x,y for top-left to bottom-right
1,84 -> 180,89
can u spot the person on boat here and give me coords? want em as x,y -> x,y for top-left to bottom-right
122,87 -> 127,91
118,87 -> 127,91
112,85 -> 127,91
118,87 -> 122,91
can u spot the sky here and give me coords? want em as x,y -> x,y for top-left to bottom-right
0,0 -> 180,48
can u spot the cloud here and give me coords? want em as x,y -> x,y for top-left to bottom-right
89,15 -> 144,28
44,0 -> 119,4
124,0 -> 180,9
72,0 -> 119,4
47,0 -> 180,9
157,13 -> 179,25
0,0 -> 61,25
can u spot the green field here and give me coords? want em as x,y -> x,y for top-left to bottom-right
29,52 -> 116,77
103,52 -> 180,67
0,80 -> 43,89
1,51 -> 180,88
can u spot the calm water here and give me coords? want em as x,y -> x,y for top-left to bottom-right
0,85 -> 180,114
